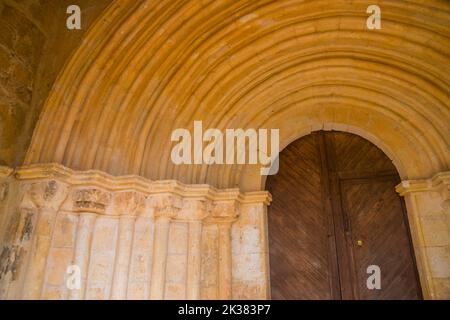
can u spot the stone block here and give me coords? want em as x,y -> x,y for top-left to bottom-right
88,253 -> 114,285
420,215 -> 449,247
166,254 -> 187,283
165,283 -> 186,300
433,278 -> 450,300
46,247 -> 72,286
91,218 -> 118,252
168,222 -> 188,254
52,214 -> 77,248
427,246 -> 450,278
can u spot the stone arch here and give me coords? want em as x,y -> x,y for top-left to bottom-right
256,122 -> 408,192
23,0 -> 449,192
0,0 -> 448,300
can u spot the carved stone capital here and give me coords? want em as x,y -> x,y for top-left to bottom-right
0,166 -> 13,178
147,194 -> 182,219
73,188 -> 111,214
207,200 -> 239,224
177,199 -> 210,221
21,180 -> 69,211
111,191 -> 145,216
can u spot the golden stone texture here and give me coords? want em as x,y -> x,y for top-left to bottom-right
22,0 -> 450,192
0,0 -> 449,300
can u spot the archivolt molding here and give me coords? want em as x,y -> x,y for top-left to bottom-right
24,0 -> 450,191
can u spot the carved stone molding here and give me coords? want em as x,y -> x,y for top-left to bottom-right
147,194 -> 183,219
0,167 -> 13,178
14,163 -> 272,206
396,171 -> 450,196
177,199 -> 210,221
21,180 -> 69,211
73,188 -> 111,214
111,191 -> 145,217
8,164 -> 271,220
207,200 -> 240,224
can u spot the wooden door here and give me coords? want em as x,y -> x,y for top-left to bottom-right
266,131 -> 422,300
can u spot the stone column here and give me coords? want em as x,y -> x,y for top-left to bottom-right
231,199 -> 272,300
208,201 -> 239,300
218,222 -> 233,299
110,191 -> 144,300
22,180 -> 69,299
181,199 -> 209,300
397,172 -> 450,300
149,194 -> 182,299
69,188 -> 110,300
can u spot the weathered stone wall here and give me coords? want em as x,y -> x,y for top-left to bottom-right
0,0 -> 112,167
0,3 -> 44,166
0,163 -> 271,300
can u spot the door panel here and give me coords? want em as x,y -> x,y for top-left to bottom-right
267,134 -> 339,300
267,131 -> 422,300
340,177 -> 422,299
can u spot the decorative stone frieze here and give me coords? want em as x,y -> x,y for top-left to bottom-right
178,199 -> 209,221
207,200 -> 240,223
20,180 -> 68,209
147,194 -> 183,219
111,191 -> 145,217
73,188 -> 111,214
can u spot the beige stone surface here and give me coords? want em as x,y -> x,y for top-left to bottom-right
0,163 -> 270,300
397,172 -> 450,299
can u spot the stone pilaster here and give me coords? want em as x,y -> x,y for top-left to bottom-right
21,180 -> 69,299
69,188 -> 110,300
207,201 -> 239,300
148,194 -> 182,299
231,197 -> 272,300
181,199 -> 209,300
397,172 -> 450,300
110,191 -> 144,299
